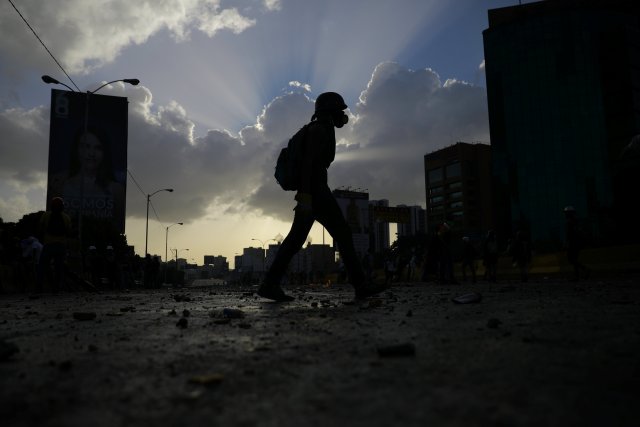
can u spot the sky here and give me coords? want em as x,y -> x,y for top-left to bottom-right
0,0 -> 524,267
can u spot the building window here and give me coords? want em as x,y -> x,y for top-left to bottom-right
430,196 -> 444,204
450,191 -> 463,199
446,162 -> 461,179
428,168 -> 443,183
429,186 -> 444,195
449,201 -> 463,209
448,181 -> 462,190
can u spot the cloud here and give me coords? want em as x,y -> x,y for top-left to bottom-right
288,81 -> 312,92
0,63 -> 488,227
247,62 -> 490,216
0,0 -> 270,76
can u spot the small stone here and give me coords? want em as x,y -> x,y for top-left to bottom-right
487,318 -> 502,329
238,323 -> 251,329
188,373 -> 224,385
222,308 -> 245,319
167,309 -> 177,316
73,312 -> 97,321
182,309 -> 190,318
59,360 -> 73,372
88,344 -> 98,352
368,299 -> 383,308
0,340 -> 19,361
176,318 -> 188,329
452,293 -> 482,304
377,343 -> 416,358
406,310 -> 413,317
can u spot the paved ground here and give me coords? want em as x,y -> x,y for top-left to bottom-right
1,277 -> 639,427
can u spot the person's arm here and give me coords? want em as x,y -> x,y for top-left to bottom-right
296,123 -> 323,209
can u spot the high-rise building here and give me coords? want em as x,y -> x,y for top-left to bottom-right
333,189 -> 370,259
483,0 -> 640,247
424,142 -> 493,237
203,255 -> 228,276
369,199 -> 391,253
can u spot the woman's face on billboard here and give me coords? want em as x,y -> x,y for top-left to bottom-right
78,132 -> 103,172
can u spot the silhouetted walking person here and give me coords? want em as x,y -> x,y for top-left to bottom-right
259,92 -> 385,301
461,236 -> 477,283
564,206 -> 590,281
37,197 -> 72,293
510,229 -> 532,282
482,230 -> 498,282
437,222 -> 456,284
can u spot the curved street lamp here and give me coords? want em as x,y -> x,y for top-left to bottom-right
174,248 -> 189,266
165,222 -> 183,263
146,188 -> 174,256
164,222 -> 183,284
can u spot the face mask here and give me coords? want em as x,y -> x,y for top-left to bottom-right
333,112 -> 349,128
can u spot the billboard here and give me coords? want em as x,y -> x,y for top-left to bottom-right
46,89 -> 128,234
371,205 -> 411,224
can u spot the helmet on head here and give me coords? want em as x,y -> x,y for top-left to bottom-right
315,92 -> 347,113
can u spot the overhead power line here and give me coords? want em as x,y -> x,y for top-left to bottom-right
8,0 -> 81,92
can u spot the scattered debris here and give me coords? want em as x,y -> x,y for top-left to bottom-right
452,293 -> 482,304
406,310 -> 413,317
172,294 -> 191,302
58,360 -> 73,372
238,323 -> 251,329
88,344 -> 98,352
487,318 -> 502,329
176,318 -> 188,329
182,309 -> 191,317
73,312 -> 97,321
368,299 -> 383,308
377,343 -> 416,358
213,318 -> 231,325
0,340 -> 19,361
222,308 -> 245,319
167,309 -> 177,316
188,373 -> 224,386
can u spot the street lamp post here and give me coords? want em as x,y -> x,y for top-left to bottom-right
165,222 -> 183,284
145,188 -> 174,256
41,75 -> 140,275
251,238 -> 277,277
174,248 -> 189,266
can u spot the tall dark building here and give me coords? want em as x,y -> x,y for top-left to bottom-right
483,0 -> 640,248
424,142 -> 493,238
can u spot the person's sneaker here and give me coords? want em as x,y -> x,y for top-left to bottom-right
257,284 -> 295,302
354,283 -> 389,300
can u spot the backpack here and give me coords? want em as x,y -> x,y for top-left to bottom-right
274,124 -> 310,191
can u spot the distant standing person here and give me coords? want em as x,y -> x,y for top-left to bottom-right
461,236 -> 477,283
259,92 -> 386,301
482,230 -> 498,282
564,206 -> 590,281
37,197 -> 72,292
510,229 -> 532,282
437,222 -> 456,284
